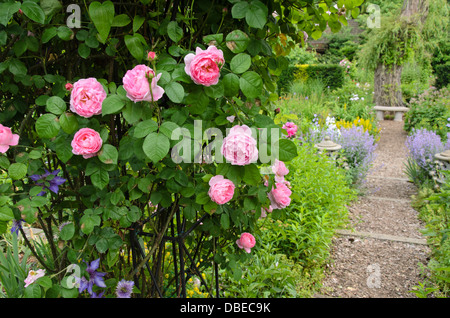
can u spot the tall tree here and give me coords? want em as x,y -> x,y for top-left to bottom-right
359,0 -> 429,106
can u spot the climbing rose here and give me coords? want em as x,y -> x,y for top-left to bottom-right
268,182 -> 292,210
272,159 -> 289,183
282,122 -> 297,138
208,175 -> 235,205
221,125 -> 258,166
236,233 -> 256,253
184,45 -> 224,86
71,128 -> 102,159
24,269 -> 45,288
123,64 -> 164,103
70,78 -> 106,118
65,83 -> 73,91
0,124 -> 19,153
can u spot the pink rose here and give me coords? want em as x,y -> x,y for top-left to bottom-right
71,128 -> 103,159
260,205 -> 273,218
0,124 -> 19,153
70,78 -> 106,118
147,51 -> 157,61
123,64 -> 164,103
282,122 -> 297,138
208,175 -> 235,205
184,46 -> 225,86
272,159 -> 289,183
221,125 -> 258,166
268,182 -> 292,210
236,233 -> 256,253
65,83 -> 73,91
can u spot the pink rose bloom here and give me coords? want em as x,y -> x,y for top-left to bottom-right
221,125 -> 258,166
147,51 -> 157,61
282,122 -> 297,138
24,269 -> 45,288
123,64 -> 164,103
268,182 -> 292,210
65,83 -> 73,91
236,232 -> 256,253
208,175 -> 235,205
71,128 -> 103,159
70,78 -> 106,118
260,205 -> 273,218
184,46 -> 225,86
0,124 -> 19,153
272,159 -> 289,183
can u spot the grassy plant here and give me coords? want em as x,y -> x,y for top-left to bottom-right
0,233 -> 32,298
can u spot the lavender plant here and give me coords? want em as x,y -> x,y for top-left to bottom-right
335,126 -> 377,187
405,129 -> 450,187
405,128 -> 445,172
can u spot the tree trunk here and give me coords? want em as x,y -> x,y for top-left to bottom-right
373,0 -> 429,107
374,63 -> 403,106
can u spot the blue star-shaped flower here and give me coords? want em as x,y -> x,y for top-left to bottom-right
29,169 -> 66,196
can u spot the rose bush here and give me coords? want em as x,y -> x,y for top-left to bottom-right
0,0 -> 359,298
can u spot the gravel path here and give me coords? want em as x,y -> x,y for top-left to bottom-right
318,120 -> 431,298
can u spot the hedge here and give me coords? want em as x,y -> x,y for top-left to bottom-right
277,64 -> 345,93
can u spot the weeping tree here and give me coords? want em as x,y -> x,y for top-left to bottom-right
358,0 -> 431,106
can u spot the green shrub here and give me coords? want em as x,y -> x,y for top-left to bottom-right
261,142 -> 356,267
278,64 -> 345,94
412,171 -> 450,297
404,86 -> 450,140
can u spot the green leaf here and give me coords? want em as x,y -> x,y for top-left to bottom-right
112,14 -> 131,27
60,223 -> 75,240
0,206 -> 14,222
220,213 -> 230,229
134,119 -> 158,138
35,114 -> 60,139
239,71 -> 262,98
245,0 -> 268,29
159,121 -> 179,138
8,163 -> 27,180
41,27 -> 57,43
89,1 -> 115,44
142,133 -> 170,163
78,43 -> 90,59
276,138 -> 298,162
167,21 -> 183,43
311,30 -> 322,40
21,1 -> 45,24
243,164 -> 261,185
0,2 -> 21,26
132,15 -> 145,32
98,144 -> 118,165
46,96 -> 66,115
230,53 -> 252,74
102,94 -> 125,115
59,112 -> 79,134
223,73 -> 240,97
124,34 -> 144,61
91,169 -> 109,190
165,81 -> 185,103
226,30 -> 250,53
57,26 -> 73,41
231,1 -> 249,19
185,89 -> 209,114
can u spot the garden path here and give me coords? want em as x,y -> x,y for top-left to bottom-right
318,120 -> 431,298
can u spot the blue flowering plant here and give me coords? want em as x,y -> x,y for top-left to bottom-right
405,128 -> 450,186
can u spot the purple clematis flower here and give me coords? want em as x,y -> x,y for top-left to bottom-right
11,219 -> 24,235
115,279 -> 134,298
78,258 -> 107,295
29,169 -> 66,196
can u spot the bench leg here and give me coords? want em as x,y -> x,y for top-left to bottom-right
376,110 -> 384,121
394,112 -> 403,122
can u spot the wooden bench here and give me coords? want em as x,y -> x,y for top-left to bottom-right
374,106 -> 409,122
